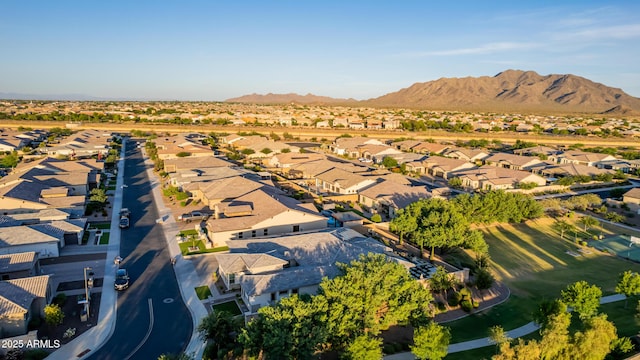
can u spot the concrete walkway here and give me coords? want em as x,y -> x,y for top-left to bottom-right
384,293 -> 626,359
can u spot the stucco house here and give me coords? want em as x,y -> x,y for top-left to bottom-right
314,168 -> 377,195
422,157 -> 477,179
358,181 -> 431,219
215,229 -> 411,316
444,148 -> 490,162
623,188 -> 640,212
0,252 -> 40,280
205,188 -> 327,246
453,166 -> 547,191
484,152 -> 544,171
0,275 -> 52,337
551,150 -> 617,167
0,226 -> 63,258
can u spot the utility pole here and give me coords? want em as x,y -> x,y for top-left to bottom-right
84,267 -> 94,317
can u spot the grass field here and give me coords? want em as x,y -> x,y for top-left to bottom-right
212,300 -> 242,316
195,285 -> 212,300
445,217 -> 640,347
179,240 -> 229,255
99,232 -> 110,245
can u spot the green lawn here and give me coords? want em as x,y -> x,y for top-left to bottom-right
91,222 -> 112,229
212,300 -> 242,316
445,217 -> 640,344
179,229 -> 199,237
195,286 -> 212,300
99,232 -> 110,245
179,240 -> 229,255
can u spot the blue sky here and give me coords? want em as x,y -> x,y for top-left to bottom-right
1,1 -> 639,100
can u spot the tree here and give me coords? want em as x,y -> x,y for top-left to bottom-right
0,151 -> 20,168
488,325 -> 510,353
533,299 -> 566,330
615,270 -> 640,308
553,220 -> 574,239
239,294 -> 328,360
429,266 -> 454,299
411,322 -> 451,360
561,281 -> 602,320
320,253 -> 433,351
448,177 -> 462,188
568,314 -> 618,360
344,335 -> 381,360
260,148 -> 272,154
44,304 -> 64,326
389,207 -> 418,245
410,198 -> 473,259
537,308 -> 571,360
475,268 -> 495,300
157,354 -> 193,360
197,310 -> 241,357
175,151 -> 191,157
578,216 -> 599,232
605,211 -> 625,223
381,156 -> 398,169
89,188 -> 108,204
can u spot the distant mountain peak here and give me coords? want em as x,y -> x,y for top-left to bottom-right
365,70 -> 640,114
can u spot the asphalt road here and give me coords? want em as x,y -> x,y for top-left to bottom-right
88,140 -> 193,360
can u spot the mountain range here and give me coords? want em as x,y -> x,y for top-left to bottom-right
226,70 -> 640,115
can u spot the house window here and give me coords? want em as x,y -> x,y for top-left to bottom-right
238,232 -> 243,239
263,229 -> 268,236
292,288 -> 299,294
271,292 -> 276,301
229,273 -> 235,284
293,225 -> 300,232
251,230 -> 256,238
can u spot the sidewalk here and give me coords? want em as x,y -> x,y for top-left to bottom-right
48,140 -> 127,359
383,293 -> 626,359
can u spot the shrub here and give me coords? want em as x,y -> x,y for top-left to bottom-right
436,301 -> 447,311
371,214 -> 382,223
179,201 -> 187,207
383,344 -> 395,354
53,293 -> 67,306
44,304 -> 64,326
448,292 -> 462,307
459,287 -> 471,300
461,300 -> 473,312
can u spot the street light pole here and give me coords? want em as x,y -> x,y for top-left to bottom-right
84,267 -> 93,318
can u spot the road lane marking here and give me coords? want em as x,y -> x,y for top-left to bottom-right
125,298 -> 154,360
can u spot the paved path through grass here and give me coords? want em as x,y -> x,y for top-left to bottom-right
384,294 -> 626,359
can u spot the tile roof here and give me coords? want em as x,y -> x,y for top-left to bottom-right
624,188 -> 640,199
0,252 -> 37,273
0,226 -> 61,247
0,275 -> 50,316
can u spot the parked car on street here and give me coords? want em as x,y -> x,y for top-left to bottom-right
178,211 -> 211,222
115,268 -> 130,290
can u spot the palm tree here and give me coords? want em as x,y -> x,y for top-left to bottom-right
553,220 -> 574,239
578,216 -> 599,232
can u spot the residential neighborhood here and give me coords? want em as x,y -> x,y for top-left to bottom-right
0,119 -> 639,360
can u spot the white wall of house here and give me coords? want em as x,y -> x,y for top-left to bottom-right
210,211 -> 327,244
0,242 -> 59,258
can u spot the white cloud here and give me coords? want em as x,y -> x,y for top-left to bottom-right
399,42 -> 541,57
